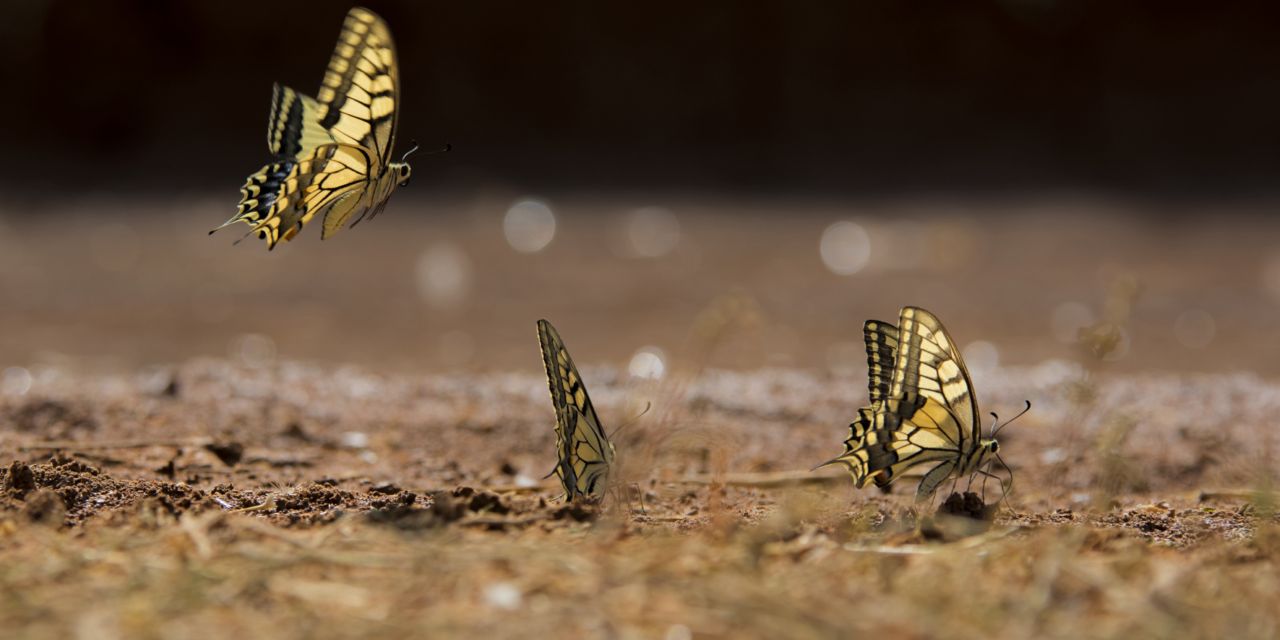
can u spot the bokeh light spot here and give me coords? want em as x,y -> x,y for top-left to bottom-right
231,333 -> 276,368
819,221 -> 871,275
415,243 -> 472,310
1173,309 -> 1215,349
1,366 -> 32,396
962,340 -> 1000,376
503,199 -> 556,253
626,207 -> 681,258
1050,302 -> 1094,344
628,346 -> 667,380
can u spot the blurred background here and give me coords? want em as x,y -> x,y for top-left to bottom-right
1,0 -> 1279,380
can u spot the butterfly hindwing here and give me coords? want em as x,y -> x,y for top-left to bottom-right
537,320 -> 615,500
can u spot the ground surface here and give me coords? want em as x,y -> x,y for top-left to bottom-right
1,194 -> 1279,638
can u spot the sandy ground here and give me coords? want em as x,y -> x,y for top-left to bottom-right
1,193 -> 1279,638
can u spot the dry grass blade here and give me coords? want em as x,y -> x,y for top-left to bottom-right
675,469 -> 846,488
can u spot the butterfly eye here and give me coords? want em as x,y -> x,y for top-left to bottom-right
989,441 -> 1000,453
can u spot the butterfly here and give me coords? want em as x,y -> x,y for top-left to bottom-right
537,319 -> 615,500
212,7 -> 417,249
820,306 -> 1011,501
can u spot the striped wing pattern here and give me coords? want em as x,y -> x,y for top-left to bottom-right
214,7 -> 402,249
538,320 -> 615,500
266,83 -> 330,159
864,319 -> 898,404
823,307 -> 985,500
317,7 -> 398,169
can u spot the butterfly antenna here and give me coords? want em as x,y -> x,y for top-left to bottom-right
402,141 -> 451,163
991,400 -> 1032,438
400,141 -> 421,162
608,401 -> 652,440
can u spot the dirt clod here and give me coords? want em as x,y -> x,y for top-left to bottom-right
205,442 -> 244,466
9,399 -> 96,435
21,488 -> 66,526
457,487 -> 511,515
4,461 -> 36,495
427,490 -> 467,522
939,492 -> 995,520
553,500 -> 600,522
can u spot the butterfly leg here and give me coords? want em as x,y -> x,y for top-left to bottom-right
975,468 -> 1016,517
915,460 -> 957,503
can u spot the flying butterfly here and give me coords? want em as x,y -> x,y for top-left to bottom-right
819,306 -> 1019,501
212,7 -> 424,249
537,319 -> 616,501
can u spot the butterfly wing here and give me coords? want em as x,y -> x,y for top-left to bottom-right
863,319 -> 898,404
220,144 -> 372,249
267,83 -> 333,159
889,306 -> 980,445
823,307 -> 983,500
868,307 -> 982,498
819,319 -> 898,482
317,7 -> 399,167
215,8 -> 398,247
314,7 -> 401,237
537,320 -> 615,500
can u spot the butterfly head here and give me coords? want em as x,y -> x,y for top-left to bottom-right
977,437 -> 1001,470
391,141 -> 421,187
391,162 -> 412,187
391,142 -> 449,188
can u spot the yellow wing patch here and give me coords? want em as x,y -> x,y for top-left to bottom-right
266,83 -> 331,159
821,307 -> 996,501
213,7 -> 409,249
317,7 -> 399,168
537,320 -> 616,501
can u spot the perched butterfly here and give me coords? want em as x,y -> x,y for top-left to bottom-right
820,306 -> 1011,501
212,7 -> 418,249
537,319 -> 615,500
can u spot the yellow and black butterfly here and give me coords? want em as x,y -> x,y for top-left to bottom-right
537,319 -> 615,500
820,306 -> 1016,501
212,7 -> 419,249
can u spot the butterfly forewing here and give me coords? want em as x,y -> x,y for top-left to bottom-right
317,7 -> 398,169
863,320 -> 898,404
537,320 -> 615,500
891,307 -> 980,443
267,83 -> 330,159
